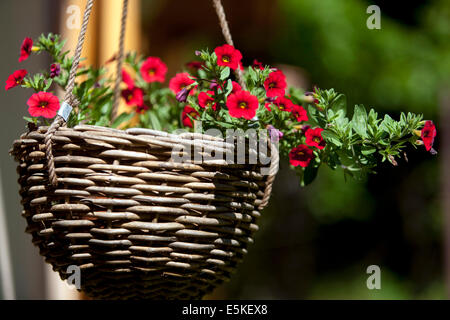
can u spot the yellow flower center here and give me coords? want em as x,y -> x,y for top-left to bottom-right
239,102 -> 248,109
297,151 -> 304,156
313,137 -> 320,143
148,69 -> 155,76
222,55 -> 230,63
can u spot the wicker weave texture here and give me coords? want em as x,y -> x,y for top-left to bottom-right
11,125 -> 272,300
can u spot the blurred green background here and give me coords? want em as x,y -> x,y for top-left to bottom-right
0,0 -> 449,299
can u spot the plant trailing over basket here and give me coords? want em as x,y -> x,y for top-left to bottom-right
6,33 -> 437,186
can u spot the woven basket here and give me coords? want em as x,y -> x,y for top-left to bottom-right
11,124 -> 277,299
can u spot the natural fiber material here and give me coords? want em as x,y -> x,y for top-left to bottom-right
111,0 -> 129,120
11,125 -> 277,299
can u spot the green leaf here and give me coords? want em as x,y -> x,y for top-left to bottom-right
149,110 -> 162,131
303,165 -> 319,186
321,130 -> 343,147
330,93 -> 347,115
111,112 -> 134,128
220,67 -> 230,81
352,104 -> 368,138
247,66 -> 258,83
361,146 -> 377,155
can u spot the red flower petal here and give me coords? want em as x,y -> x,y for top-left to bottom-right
198,91 -> 216,110
140,57 -> 167,83
181,105 -> 199,128
214,44 -> 243,71
421,120 -> 437,152
5,69 -> 27,91
289,144 -> 314,167
274,96 -> 293,112
19,37 -> 33,62
264,70 -> 287,98
169,73 -> 195,94
122,87 -> 144,106
305,128 -> 326,150
291,104 -> 308,122
27,92 -> 60,119
122,69 -> 135,88
226,90 -> 259,120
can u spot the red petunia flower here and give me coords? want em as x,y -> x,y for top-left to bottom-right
5,69 -> 27,91
231,81 -> 242,94
264,70 -> 287,98
27,91 -> 60,118
226,90 -> 259,120
198,91 -> 217,110
136,104 -> 149,114
291,104 -> 308,122
169,72 -> 195,94
214,44 -> 243,70
252,59 -> 264,70
122,69 -> 135,88
305,128 -> 326,150
273,96 -> 293,112
140,56 -> 167,83
289,144 -> 314,167
421,120 -> 437,152
19,37 -> 33,62
181,105 -> 199,128
122,87 -> 144,106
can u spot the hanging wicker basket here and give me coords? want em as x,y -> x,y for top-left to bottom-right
11,125 -> 277,299
9,0 -> 278,299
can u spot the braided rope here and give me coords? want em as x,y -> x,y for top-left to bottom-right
111,0 -> 129,120
212,0 -> 246,90
45,0 -> 95,186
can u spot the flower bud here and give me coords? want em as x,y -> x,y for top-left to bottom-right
176,87 -> 191,102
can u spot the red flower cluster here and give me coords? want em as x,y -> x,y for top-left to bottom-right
181,105 -> 199,128
215,44 -> 242,70
289,144 -> 314,168
27,92 -> 60,118
5,69 -> 27,91
226,90 -> 259,120
264,70 -> 287,98
421,120 -> 437,152
19,37 -> 33,62
140,57 -> 167,83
